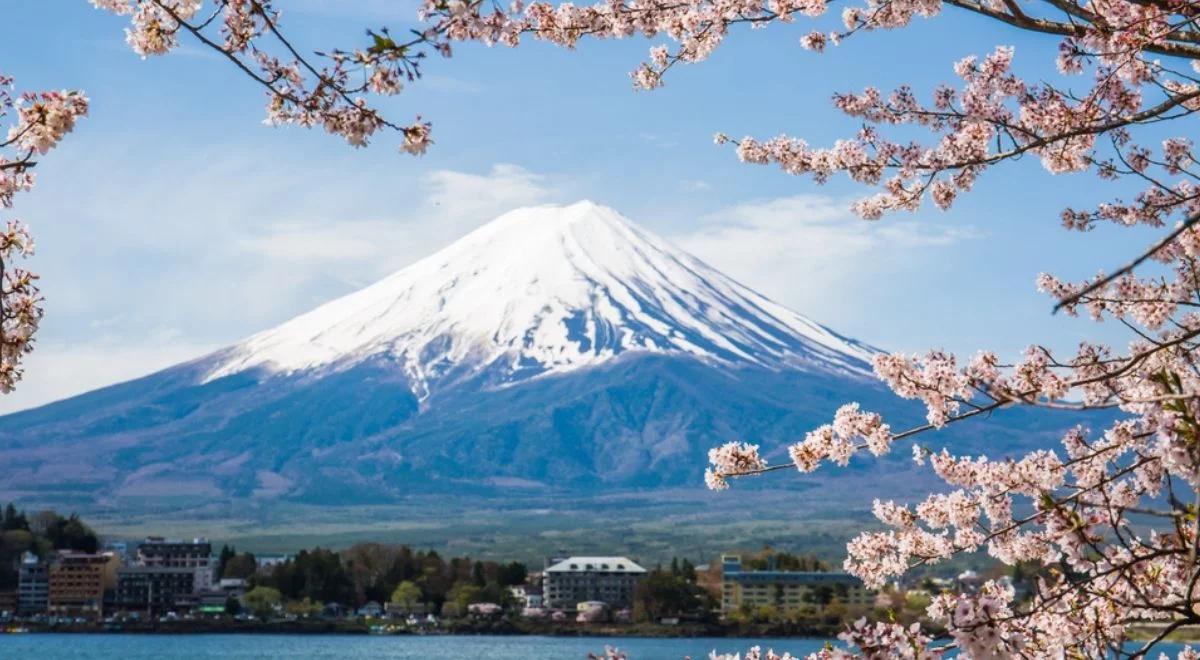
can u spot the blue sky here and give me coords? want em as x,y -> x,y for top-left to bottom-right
0,1 -> 1155,412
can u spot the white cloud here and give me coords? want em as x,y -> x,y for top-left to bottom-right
235,222 -> 392,262
232,163 -> 558,269
672,194 -> 979,328
422,163 -> 555,221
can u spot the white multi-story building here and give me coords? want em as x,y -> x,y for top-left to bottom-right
543,556 -> 646,610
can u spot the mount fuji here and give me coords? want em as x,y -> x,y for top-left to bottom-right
0,202 -> 1070,520
209,201 -> 875,393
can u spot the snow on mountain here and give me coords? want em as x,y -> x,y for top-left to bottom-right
207,200 -> 874,397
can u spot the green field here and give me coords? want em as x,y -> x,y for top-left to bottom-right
75,489 -> 879,565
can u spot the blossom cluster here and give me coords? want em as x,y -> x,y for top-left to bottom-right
709,646 -> 800,660
92,0 -> 436,154
713,621 -> 940,659
705,441 -> 766,490
705,264 -> 1200,656
0,76 -> 88,393
787,403 -> 890,473
687,5 -> 1200,645
586,645 -> 627,659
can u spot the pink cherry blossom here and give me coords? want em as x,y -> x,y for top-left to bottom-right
0,75 -> 86,393
93,0 -> 441,153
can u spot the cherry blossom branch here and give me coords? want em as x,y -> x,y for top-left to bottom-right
0,77 -> 86,393
1053,211 -> 1200,313
95,0 -> 436,153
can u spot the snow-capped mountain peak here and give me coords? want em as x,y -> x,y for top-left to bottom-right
205,201 -> 874,394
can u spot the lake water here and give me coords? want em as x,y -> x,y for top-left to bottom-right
0,633 -> 1194,658
0,634 -> 828,659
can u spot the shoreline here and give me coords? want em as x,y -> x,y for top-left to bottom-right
10,624 -> 1200,648
2,619 -> 847,639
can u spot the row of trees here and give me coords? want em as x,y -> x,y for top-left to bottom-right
235,542 -> 530,615
740,549 -> 831,573
215,544 -> 257,580
632,558 -> 718,623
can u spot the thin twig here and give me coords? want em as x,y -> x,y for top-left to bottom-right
1054,211 -> 1200,313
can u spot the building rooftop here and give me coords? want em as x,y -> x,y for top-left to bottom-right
544,557 -> 646,574
143,536 -> 209,543
721,554 -> 865,586
54,551 -> 114,562
722,569 -> 864,585
117,566 -> 198,575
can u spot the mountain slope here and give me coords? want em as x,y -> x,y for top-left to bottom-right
0,202 -> 1081,516
206,201 -> 875,394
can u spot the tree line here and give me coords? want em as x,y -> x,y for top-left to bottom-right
219,542 -> 530,616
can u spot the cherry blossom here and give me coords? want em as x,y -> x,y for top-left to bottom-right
587,646 -> 628,659
91,0 -> 445,154
709,646 -> 801,660
706,441 -> 767,490
0,76 -> 88,393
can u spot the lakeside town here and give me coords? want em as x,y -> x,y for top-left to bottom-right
0,504 -> 1006,637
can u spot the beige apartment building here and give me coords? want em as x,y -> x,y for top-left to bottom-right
720,554 -> 874,614
47,551 -> 118,618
